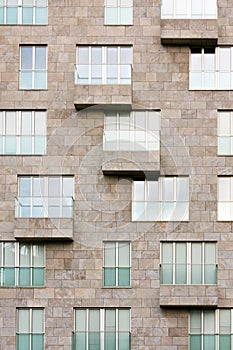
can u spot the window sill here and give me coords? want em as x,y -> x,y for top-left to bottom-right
102,286 -> 132,289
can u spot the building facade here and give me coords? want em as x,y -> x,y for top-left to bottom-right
0,0 -> 232,349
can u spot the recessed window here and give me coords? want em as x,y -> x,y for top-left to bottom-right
218,111 -> 233,155
161,242 -> 216,285
190,47 -> 233,90
105,0 -> 132,25
190,309 -> 232,350
20,45 -> 47,90
132,177 -> 189,221
218,177 -> 233,220
0,110 -> 46,154
0,0 -> 48,25
15,176 -> 74,218
17,308 -> 44,350
161,0 -> 217,18
104,110 -> 160,151
75,46 -> 132,84
0,242 -> 44,286
73,308 -> 130,350
103,242 -> 131,287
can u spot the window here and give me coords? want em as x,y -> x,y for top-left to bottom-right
73,308 -> 130,350
15,176 -> 74,218
190,47 -> 233,90
103,110 -> 160,151
218,111 -> 233,155
218,177 -> 233,220
105,0 -> 132,25
190,309 -> 233,350
0,242 -> 44,286
75,46 -> 132,84
161,0 -> 217,18
161,242 -> 216,284
0,0 -> 47,25
17,308 -> 44,350
104,242 -> 131,287
132,177 -> 189,221
20,46 -> 47,89
0,110 -> 46,154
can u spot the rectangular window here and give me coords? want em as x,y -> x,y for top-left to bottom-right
73,308 -> 130,350
103,110 -> 160,151
0,242 -> 44,286
161,0 -> 217,18
190,309 -> 232,350
218,177 -> 233,220
218,111 -> 233,155
15,176 -> 74,218
20,45 -> 47,90
104,242 -> 131,287
17,308 -> 44,350
190,47 -> 233,90
105,0 -> 133,25
132,177 -> 189,221
75,46 -> 132,85
0,110 -> 46,154
161,242 -> 216,285
0,0 -> 48,25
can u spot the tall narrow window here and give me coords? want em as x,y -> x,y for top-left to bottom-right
218,111 -> 233,155
0,110 -> 46,154
161,0 -> 217,18
75,46 -> 132,84
17,308 -> 44,350
73,308 -> 130,350
104,110 -> 160,151
218,177 -> 233,220
0,0 -> 48,24
20,46 -> 47,89
15,176 -> 74,218
104,242 -> 131,287
105,0 -> 133,25
190,309 -> 232,350
161,242 -> 217,285
0,242 -> 44,286
132,177 -> 189,221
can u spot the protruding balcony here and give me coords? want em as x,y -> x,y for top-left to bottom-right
14,196 -> 74,241
160,0 -> 218,45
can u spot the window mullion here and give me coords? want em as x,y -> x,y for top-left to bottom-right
116,243 -> 118,286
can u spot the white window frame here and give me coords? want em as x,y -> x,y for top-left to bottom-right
0,242 -> 44,286
103,110 -> 160,151
218,111 -> 233,155
20,45 -> 47,90
105,0 -> 133,25
160,242 -> 217,285
16,175 -> 74,218
189,309 -> 233,350
0,0 -> 48,25
132,177 -> 189,221
73,308 -> 131,350
161,0 -> 217,19
189,47 -> 233,90
218,176 -> 233,221
103,241 -> 131,287
0,110 -> 46,154
75,46 -> 132,85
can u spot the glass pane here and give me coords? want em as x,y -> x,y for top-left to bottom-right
161,0 -> 173,17
205,243 -> 215,264
31,334 -> 44,350
22,7 -> 33,24
204,265 -> 216,284
105,331 -> 116,350
147,202 -> 159,221
118,268 -> 130,286
204,72 -> 215,89
219,309 -> 231,333
105,243 -> 115,266
119,243 -> 130,266
176,0 -> 186,17
203,334 -> 215,350
21,112 -> 32,135
35,47 -> 46,69
219,73 -> 231,89
192,243 -> 202,264
21,136 -> 32,154
218,202 -> 232,220
20,71 -> 33,89
33,245 -> 44,266
192,0 -> 202,17
218,112 -> 231,135
120,7 -> 132,24
163,178 -> 174,201
161,264 -> 173,284
191,53 -> 202,71
89,309 -> 100,331
35,7 -> 48,24
219,177 -> 231,201
34,71 -> 47,89
5,136 -> 16,154
162,243 -> 173,263
219,335 -> 231,350
21,47 -> 32,69
19,267 -> 30,286
161,202 -> 175,221
177,177 -> 189,201
20,244 -> 30,266
75,309 -> 86,332
20,177 -> 31,196
219,48 -> 231,71
119,309 -> 130,332
204,52 -> 215,71
89,332 -> 100,350
105,7 -> 118,25
132,202 -> 145,221
32,268 -> 44,286
176,243 -> 186,263
105,309 -> 116,331
119,332 -> 130,350
18,309 -> 30,333
33,177 -> 44,196
17,334 -> 30,350
120,47 -> 131,64
190,72 -> 202,89
104,267 -> 116,286
91,47 -> 102,64
63,177 -> 73,197
175,264 -> 187,284
34,136 -> 46,154
4,242 -> 15,266
0,7 -> 4,24
134,182 -> 144,201
48,177 -> 60,197
191,265 -> 202,284
204,310 -> 215,333
5,111 -> 16,134
6,7 -> 18,24
147,181 -> 159,201
73,332 -> 86,350
4,267 -> 15,286
190,310 -> 201,333
32,309 -> 44,333
218,136 -> 231,155
107,47 -> 118,64
78,47 -> 89,64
